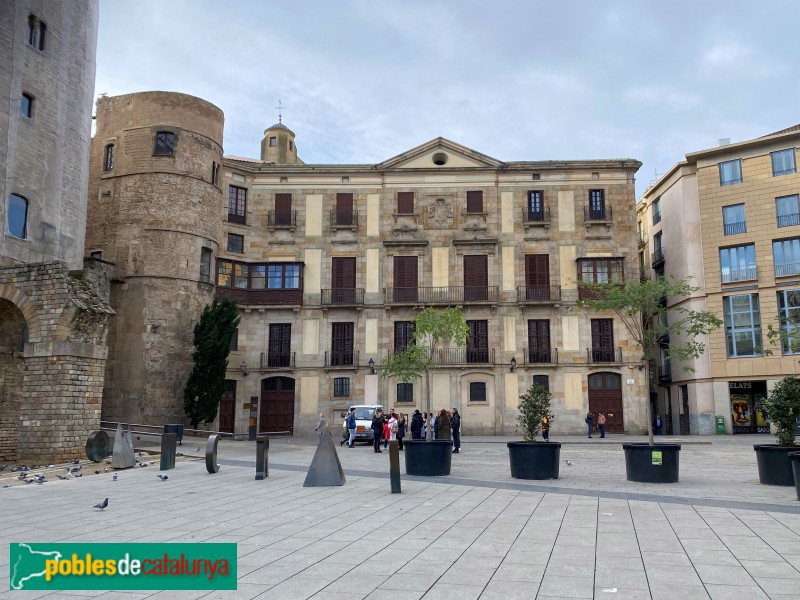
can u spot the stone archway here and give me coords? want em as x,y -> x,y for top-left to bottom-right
0,298 -> 28,461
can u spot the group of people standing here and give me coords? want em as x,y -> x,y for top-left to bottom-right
584,411 -> 607,438
359,407 -> 461,454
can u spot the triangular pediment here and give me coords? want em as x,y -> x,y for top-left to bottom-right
377,137 -> 505,170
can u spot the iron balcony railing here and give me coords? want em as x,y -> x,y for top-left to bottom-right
658,361 -> 672,382
522,207 -> 550,224
721,267 -> 757,283
723,221 -> 747,235
775,263 -> 800,278
268,210 -> 297,227
587,347 -> 622,363
777,213 -> 800,228
324,350 -> 359,367
383,286 -> 499,304
321,288 -> 365,306
260,352 -> 296,369
651,247 -> 665,268
227,212 -> 246,225
330,210 -> 359,228
523,347 -> 558,364
516,285 -> 561,303
432,348 -> 495,365
584,206 -> 612,221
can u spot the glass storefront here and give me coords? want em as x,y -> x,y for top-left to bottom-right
729,381 -> 769,434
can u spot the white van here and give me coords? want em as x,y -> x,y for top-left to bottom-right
341,404 -> 383,441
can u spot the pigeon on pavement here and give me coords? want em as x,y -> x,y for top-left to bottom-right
74,473 -> 83,478
0,465 -> 6,471
93,498 -> 108,510
112,474 -> 118,481
566,460 -> 573,466
3,484 -> 11,488
157,474 -> 168,481
57,474 -> 68,480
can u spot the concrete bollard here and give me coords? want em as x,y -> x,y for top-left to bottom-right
255,436 -> 269,480
160,433 -> 177,471
389,440 -> 401,493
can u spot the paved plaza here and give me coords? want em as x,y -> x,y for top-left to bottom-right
3,434 -> 800,599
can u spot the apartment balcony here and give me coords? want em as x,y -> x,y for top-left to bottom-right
777,213 -> 800,228
523,347 -> 558,365
658,361 -> 672,382
383,286 -> 499,305
227,212 -> 246,225
324,350 -> 360,368
723,221 -> 747,236
775,262 -> 800,278
432,348 -> 495,365
321,288 -> 365,306
216,287 -> 302,306
267,210 -> 297,228
522,208 -> 550,225
721,267 -> 758,283
516,285 -> 561,304
651,247 -> 665,269
587,347 -> 622,364
260,352 -> 296,369
330,210 -> 359,230
584,206 -> 613,222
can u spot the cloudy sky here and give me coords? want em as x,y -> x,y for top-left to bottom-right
96,0 -> 799,195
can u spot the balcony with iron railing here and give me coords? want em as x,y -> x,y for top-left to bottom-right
651,247 -> 665,269
324,350 -> 360,367
721,266 -> 758,283
330,210 -> 359,229
260,352 -> 296,369
522,207 -> 551,225
587,347 -> 622,363
777,213 -> 800,228
268,210 -> 297,228
523,347 -> 558,365
516,285 -> 561,303
216,287 -> 303,306
383,286 -> 499,305
227,212 -> 246,225
658,360 -> 672,382
584,206 -> 613,222
775,262 -> 800,278
723,221 -> 747,236
432,348 -> 495,365
321,288 -> 365,306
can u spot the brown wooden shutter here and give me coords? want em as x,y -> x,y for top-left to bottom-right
268,323 -> 291,366
394,321 -> 415,351
393,256 -> 418,302
397,192 -> 414,214
332,257 -> 356,304
525,254 -> 550,300
591,319 -> 614,361
464,255 -> 488,301
528,319 -> 551,362
331,322 -> 354,365
466,191 -> 483,213
466,320 -> 489,362
275,193 -> 292,225
336,193 -> 353,225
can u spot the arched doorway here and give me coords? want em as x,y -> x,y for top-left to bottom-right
588,371 -> 624,433
260,376 -> 295,435
0,299 -> 28,460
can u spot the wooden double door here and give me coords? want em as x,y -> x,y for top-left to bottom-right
260,376 -> 295,435
219,380 -> 236,434
588,372 -> 624,433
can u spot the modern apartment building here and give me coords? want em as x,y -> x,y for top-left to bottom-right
638,125 -> 800,435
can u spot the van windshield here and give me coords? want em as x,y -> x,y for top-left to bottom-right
353,407 -> 377,420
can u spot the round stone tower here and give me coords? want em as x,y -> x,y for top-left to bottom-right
86,91 -> 224,425
260,122 -> 302,164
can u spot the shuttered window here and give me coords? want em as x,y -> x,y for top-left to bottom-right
466,190 -> 483,213
397,192 -> 414,214
464,255 -> 488,301
275,193 -> 292,225
336,193 -> 354,226
394,321 -> 415,351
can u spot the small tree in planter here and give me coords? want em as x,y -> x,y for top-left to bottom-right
763,376 -> 800,447
508,383 -> 560,480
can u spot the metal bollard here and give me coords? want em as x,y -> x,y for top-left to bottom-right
389,440 -> 401,493
206,434 -> 220,473
160,433 -> 177,471
255,435 -> 269,480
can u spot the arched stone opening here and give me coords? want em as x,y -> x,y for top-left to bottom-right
0,298 -> 28,461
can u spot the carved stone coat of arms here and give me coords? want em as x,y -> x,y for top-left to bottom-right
427,198 -> 453,227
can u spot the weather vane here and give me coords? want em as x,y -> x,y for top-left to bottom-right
276,99 -> 286,124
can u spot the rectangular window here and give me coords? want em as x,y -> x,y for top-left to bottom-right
466,320 -> 489,363
227,233 -> 244,254
154,131 -> 175,156
463,255 -> 489,301
331,322 -> 355,366
719,159 -> 742,186
527,190 -> 544,221
397,383 -> 413,403
333,377 -> 351,397
722,203 -> 747,235
27,15 -> 46,51
267,264 -> 301,289
269,136 -> 277,147
268,323 -> 291,367
772,149 -> 797,177
335,193 -> 354,226
773,238 -> 800,277
720,244 -> 756,283
777,290 -> 800,354
590,318 -> 616,362
211,161 -> 219,185
199,247 -> 212,282
90,251 -> 102,260
251,264 -> 265,289
274,193 -> 292,226
652,198 -> 661,225
229,329 -> 238,352
103,144 -> 115,172
578,258 -> 624,284
233,263 -> 248,289
216,260 -> 232,287
723,294 -> 762,357
394,321 -> 415,351
228,186 -> 247,223
588,189 -> 606,219
20,93 -> 33,118
776,195 -> 800,228
397,192 -> 414,214
469,382 -> 487,402
527,320 -> 551,363
532,375 -> 550,392
466,190 -> 483,213
7,194 -> 28,239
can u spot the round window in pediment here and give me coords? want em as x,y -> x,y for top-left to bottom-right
432,152 -> 448,166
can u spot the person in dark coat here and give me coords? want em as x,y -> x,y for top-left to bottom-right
586,411 -> 593,439
451,408 -> 461,453
397,413 -> 407,450
433,413 -> 440,440
436,409 -> 451,441
371,409 -> 384,453
410,410 -> 423,440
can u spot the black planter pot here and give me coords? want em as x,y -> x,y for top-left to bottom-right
404,440 -> 452,476
754,444 -> 796,486
507,441 -> 561,480
790,453 -> 800,500
623,443 -> 681,483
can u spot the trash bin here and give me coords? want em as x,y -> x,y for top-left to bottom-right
715,416 -> 726,435
164,424 -> 184,445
